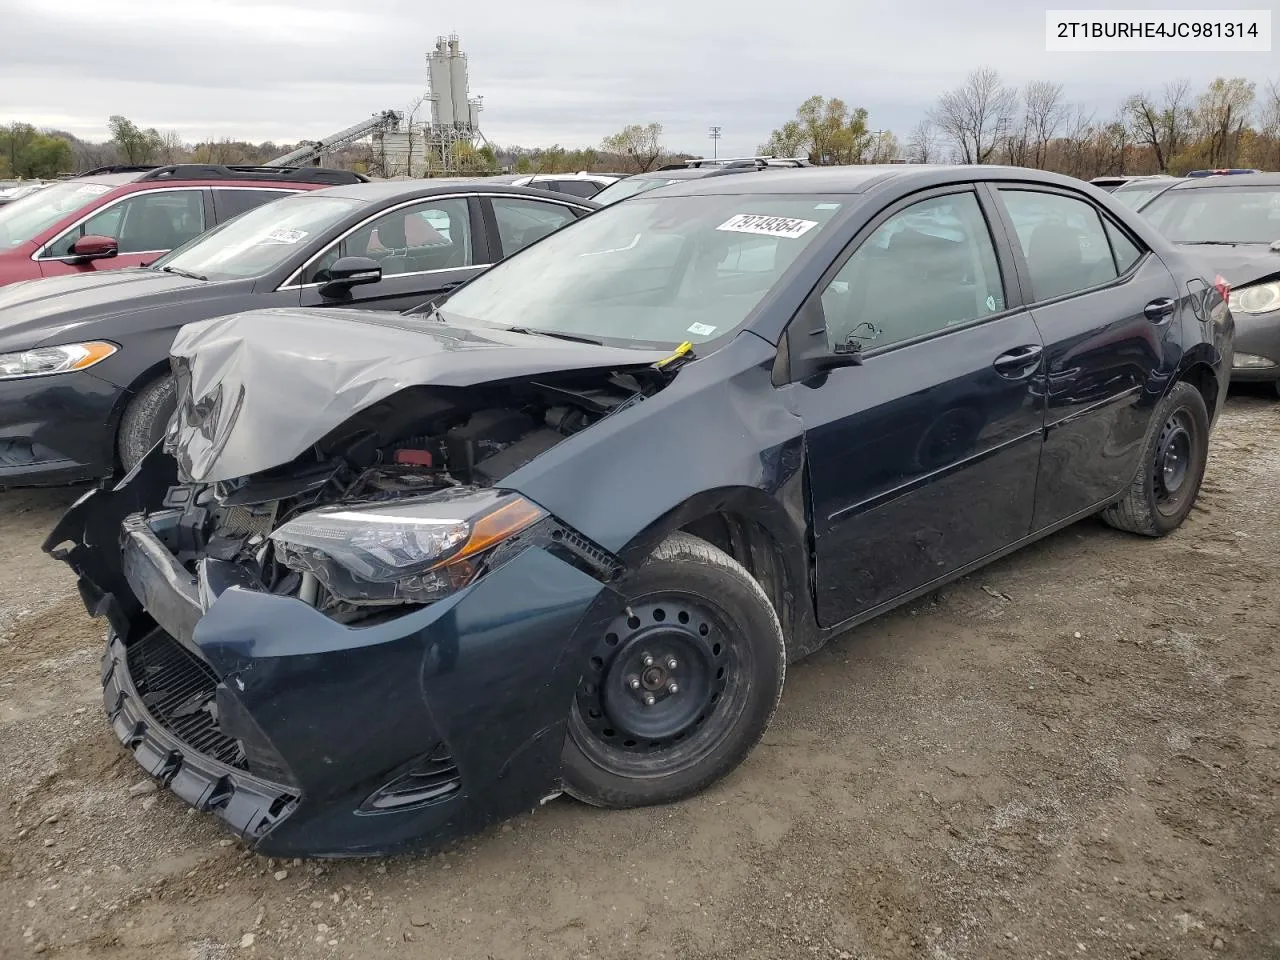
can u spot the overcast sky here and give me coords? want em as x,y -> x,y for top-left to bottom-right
1,0 -> 1275,156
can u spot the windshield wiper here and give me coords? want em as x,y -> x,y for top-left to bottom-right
160,265 -> 208,281
1178,240 -> 1244,247
504,326 -> 603,346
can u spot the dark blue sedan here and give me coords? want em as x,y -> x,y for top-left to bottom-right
48,164 -> 1233,856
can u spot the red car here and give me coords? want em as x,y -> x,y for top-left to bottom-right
0,164 -> 366,287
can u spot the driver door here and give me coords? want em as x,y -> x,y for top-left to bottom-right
299,196 -> 487,312
791,186 -> 1046,627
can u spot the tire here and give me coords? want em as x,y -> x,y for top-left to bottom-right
117,375 -> 177,471
1102,381 -> 1209,537
561,531 -> 786,808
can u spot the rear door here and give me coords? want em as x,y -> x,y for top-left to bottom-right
38,188 -> 209,276
298,195 -> 487,312
988,184 -> 1180,529
794,186 -> 1046,626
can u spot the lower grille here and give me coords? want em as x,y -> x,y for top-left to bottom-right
126,630 -> 247,770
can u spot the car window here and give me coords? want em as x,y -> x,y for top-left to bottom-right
491,197 -> 579,257
0,180 -> 115,251
592,177 -> 682,205
47,189 -> 206,257
1104,219 -> 1143,274
819,192 -> 1005,353
999,189 -> 1118,301
305,198 -> 473,284
1141,185 -> 1280,243
556,180 -> 603,199
151,193 -> 364,282
213,189 -> 293,221
439,194 -> 844,348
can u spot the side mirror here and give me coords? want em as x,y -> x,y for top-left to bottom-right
778,299 -> 865,384
67,235 -> 118,262
320,256 -> 382,298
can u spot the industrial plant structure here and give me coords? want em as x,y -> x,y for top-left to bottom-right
374,34 -> 487,176
267,34 -> 487,176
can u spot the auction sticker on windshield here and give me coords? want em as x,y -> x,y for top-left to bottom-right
260,228 -> 308,244
717,214 -> 818,239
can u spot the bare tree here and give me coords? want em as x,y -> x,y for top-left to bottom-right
1125,79 -> 1193,173
1258,79 -> 1280,170
157,130 -> 186,164
1024,81 -> 1067,168
930,68 -> 1018,164
905,118 -> 939,163
601,123 -> 665,172
1194,77 -> 1256,167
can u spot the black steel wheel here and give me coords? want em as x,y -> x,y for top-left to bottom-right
1103,381 -> 1209,536
561,532 -> 785,808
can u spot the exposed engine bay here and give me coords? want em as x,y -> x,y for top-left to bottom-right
156,370 -> 651,622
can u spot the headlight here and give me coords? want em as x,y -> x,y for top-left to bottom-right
1228,281 -> 1280,315
0,341 -> 118,380
270,488 -> 546,605
1232,353 -> 1277,368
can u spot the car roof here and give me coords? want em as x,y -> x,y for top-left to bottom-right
313,178 -> 602,204
1162,172 -> 1280,190
643,164 -> 1104,197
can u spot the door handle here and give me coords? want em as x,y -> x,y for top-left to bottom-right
1144,297 -> 1176,323
993,344 -> 1043,378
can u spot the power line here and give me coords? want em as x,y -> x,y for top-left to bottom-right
708,125 -> 722,159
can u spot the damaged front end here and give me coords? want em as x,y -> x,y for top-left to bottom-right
44,312 -> 675,855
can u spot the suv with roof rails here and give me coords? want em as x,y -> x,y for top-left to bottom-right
659,156 -> 813,171
591,161 -> 795,205
0,163 -> 367,287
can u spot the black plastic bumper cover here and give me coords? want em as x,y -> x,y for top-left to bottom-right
102,631 -> 298,841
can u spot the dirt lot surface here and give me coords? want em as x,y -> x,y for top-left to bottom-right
1,396 -> 1277,960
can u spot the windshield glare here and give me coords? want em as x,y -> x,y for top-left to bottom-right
439,194 -> 843,347
591,177 -> 682,205
151,194 -> 363,280
1142,185 -> 1280,243
0,180 -> 114,251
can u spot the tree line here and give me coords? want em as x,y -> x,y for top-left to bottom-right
759,72 -> 1279,178
4,73 -> 1276,183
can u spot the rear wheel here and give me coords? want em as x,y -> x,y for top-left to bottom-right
1102,381 -> 1209,536
118,375 -> 177,471
561,532 -> 785,808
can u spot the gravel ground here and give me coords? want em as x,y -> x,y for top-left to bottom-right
1,395 -> 1277,960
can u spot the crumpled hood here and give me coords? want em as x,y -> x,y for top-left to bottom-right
0,268 -> 203,350
1177,244 -> 1280,290
168,307 -> 669,483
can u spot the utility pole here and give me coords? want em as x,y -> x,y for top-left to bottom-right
709,126 -> 721,159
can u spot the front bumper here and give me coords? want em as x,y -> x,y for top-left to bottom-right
0,369 -> 124,486
48,458 -> 623,857
1230,309 -> 1280,383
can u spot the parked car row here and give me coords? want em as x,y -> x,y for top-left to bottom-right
23,161 -> 1234,858
0,173 -> 601,484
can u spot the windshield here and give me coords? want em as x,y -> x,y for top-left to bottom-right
1112,183 -> 1174,210
591,177 -> 683,205
439,193 -> 844,348
1142,185 -> 1280,243
150,193 -> 363,280
0,180 -> 115,251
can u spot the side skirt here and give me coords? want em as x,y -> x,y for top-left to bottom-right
804,494 -> 1120,651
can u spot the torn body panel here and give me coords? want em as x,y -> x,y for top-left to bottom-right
47,319 -> 816,855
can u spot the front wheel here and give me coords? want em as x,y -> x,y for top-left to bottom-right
118,375 -> 177,471
1102,381 -> 1210,537
561,532 -> 785,808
